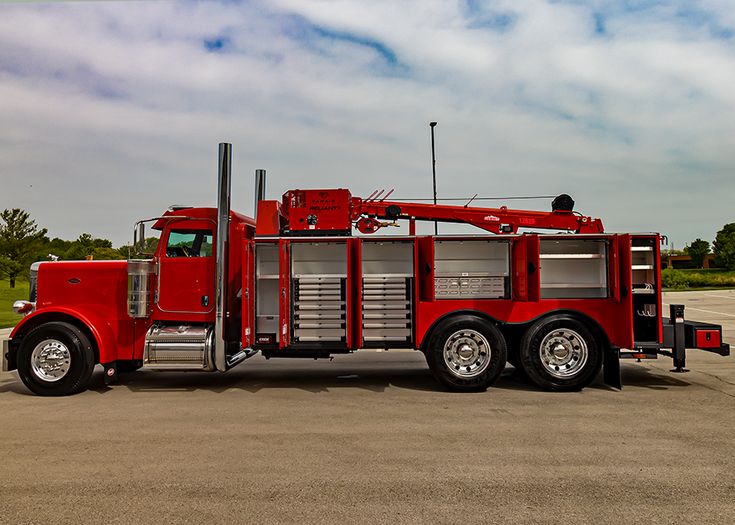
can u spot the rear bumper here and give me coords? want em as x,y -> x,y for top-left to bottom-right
661,319 -> 730,356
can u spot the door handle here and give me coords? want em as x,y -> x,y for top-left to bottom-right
201,295 -> 210,307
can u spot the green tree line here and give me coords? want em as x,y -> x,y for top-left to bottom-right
667,224 -> 735,270
0,208 -> 157,288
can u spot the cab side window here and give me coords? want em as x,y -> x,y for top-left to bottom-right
165,230 -> 213,258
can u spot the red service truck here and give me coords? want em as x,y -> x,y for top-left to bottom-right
3,144 -> 729,396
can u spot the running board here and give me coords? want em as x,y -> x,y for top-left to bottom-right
226,347 -> 259,369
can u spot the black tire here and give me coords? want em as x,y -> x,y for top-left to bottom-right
17,322 -> 96,396
425,315 -> 507,392
519,315 -> 602,392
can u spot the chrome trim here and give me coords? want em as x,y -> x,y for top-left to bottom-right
442,329 -> 492,378
30,339 -> 71,382
227,347 -> 259,367
127,259 -> 156,318
215,143 -> 232,372
143,324 -> 216,371
539,328 -> 589,379
12,300 -> 35,315
29,261 -> 41,302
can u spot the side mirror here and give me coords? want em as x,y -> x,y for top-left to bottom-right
134,222 -> 146,253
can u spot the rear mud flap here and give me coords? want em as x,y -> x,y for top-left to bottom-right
603,347 -> 621,390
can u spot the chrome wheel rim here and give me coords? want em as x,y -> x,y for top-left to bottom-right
443,329 -> 491,378
539,329 -> 588,379
30,339 -> 71,382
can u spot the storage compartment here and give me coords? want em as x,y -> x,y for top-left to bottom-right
539,239 -> 607,299
433,240 -> 510,299
684,321 -> 725,350
291,242 -> 347,343
631,238 -> 656,293
361,241 -> 413,345
631,237 -> 659,342
255,244 -> 280,344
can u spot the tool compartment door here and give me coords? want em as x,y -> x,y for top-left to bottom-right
616,234 -> 635,349
279,239 -> 291,348
241,240 -> 255,348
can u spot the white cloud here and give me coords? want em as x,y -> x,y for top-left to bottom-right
0,0 -> 733,248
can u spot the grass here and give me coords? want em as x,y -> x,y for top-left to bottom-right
661,268 -> 735,290
0,278 -> 29,329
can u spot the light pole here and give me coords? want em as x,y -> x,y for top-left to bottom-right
430,121 -> 438,235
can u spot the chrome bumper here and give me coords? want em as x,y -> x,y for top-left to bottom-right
2,338 -> 9,372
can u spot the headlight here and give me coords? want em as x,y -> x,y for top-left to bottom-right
12,300 -> 35,315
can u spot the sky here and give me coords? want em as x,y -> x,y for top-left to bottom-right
0,0 -> 733,248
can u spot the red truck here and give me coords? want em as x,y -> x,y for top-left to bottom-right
3,143 -> 729,396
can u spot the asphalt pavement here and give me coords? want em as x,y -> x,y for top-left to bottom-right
0,291 -> 733,524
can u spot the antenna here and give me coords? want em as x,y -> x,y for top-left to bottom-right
430,122 -> 438,235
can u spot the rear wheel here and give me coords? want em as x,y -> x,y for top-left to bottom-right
519,316 -> 602,391
17,322 -> 96,396
426,315 -> 507,392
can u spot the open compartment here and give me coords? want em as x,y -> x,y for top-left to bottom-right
361,240 -> 413,346
539,239 -> 608,299
433,239 -> 510,299
291,242 -> 347,343
255,243 -> 280,344
631,236 -> 659,342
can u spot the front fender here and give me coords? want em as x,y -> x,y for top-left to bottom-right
9,307 -> 117,364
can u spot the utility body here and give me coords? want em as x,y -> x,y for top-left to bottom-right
3,144 -> 729,395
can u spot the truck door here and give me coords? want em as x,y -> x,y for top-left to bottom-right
242,240 -> 254,348
279,239 -> 291,348
616,234 -> 634,349
157,222 -> 216,318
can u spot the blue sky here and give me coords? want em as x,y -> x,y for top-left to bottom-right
0,0 -> 733,247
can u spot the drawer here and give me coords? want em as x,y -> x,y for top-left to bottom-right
363,328 -> 412,341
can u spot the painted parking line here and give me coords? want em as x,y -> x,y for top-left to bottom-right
662,302 -> 735,318
705,294 -> 735,300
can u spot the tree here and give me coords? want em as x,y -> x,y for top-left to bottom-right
684,238 -> 710,268
713,223 -> 735,270
90,247 -> 125,260
0,209 -> 48,288
117,237 -> 160,258
63,233 -> 114,260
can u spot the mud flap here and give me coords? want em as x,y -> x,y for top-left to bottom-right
603,347 -> 621,390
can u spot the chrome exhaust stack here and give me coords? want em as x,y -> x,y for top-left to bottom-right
215,143 -> 257,372
214,143 -> 232,372
254,169 -> 266,219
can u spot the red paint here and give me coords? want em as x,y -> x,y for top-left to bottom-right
696,329 -> 721,348
349,238 -> 362,348
278,239 -> 291,348
10,261 -> 133,364
281,189 -> 353,234
255,200 -> 282,236
241,240 -> 255,348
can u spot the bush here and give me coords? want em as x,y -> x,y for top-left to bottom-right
661,269 -> 735,289
661,269 -> 689,289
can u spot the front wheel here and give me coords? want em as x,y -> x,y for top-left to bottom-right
17,322 -> 96,396
426,315 -> 507,392
519,316 -> 602,392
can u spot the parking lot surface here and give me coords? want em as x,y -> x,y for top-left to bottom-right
1,290 -> 734,524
